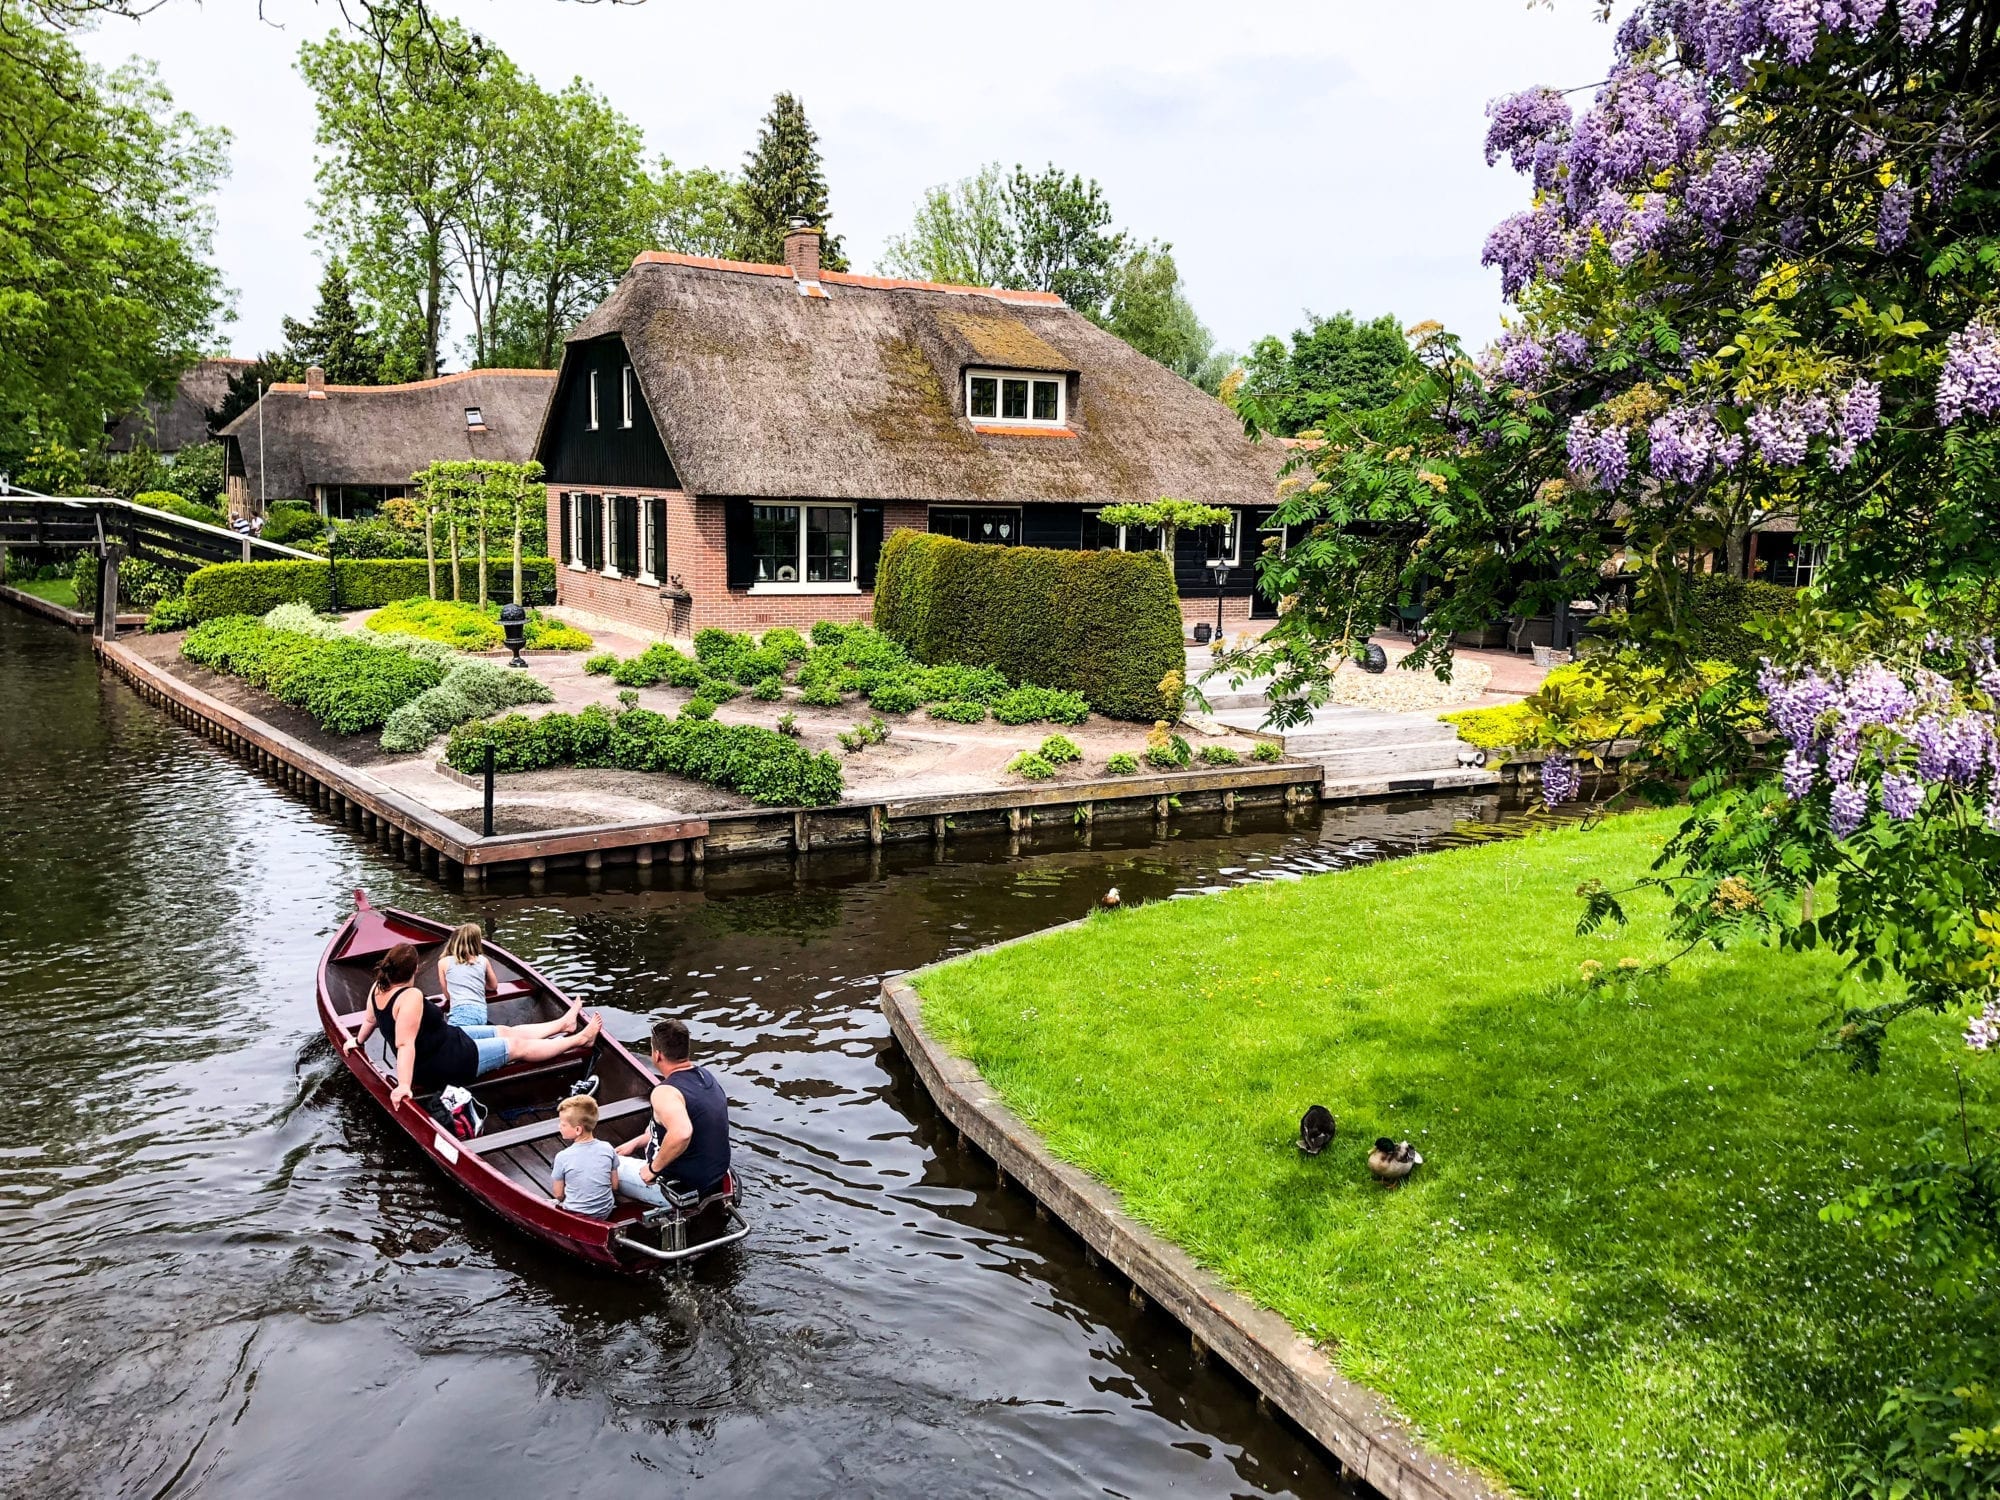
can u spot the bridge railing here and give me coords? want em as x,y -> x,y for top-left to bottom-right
0,494 -> 321,568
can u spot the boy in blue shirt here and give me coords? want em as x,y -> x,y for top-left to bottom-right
549,1095 -> 618,1218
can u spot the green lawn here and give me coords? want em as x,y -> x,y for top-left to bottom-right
11,576 -> 76,608
916,812 -> 1987,1499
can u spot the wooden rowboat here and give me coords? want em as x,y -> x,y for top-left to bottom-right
317,891 -> 747,1271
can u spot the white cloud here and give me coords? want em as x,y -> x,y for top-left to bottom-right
77,0 -> 1623,362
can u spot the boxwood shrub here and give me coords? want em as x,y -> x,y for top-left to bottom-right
873,530 -> 1183,721
181,558 -> 557,622
992,684 -> 1089,726
445,706 -> 843,806
378,658 -> 555,754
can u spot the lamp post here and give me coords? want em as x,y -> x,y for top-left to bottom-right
1209,559 -> 1230,651
500,601 -> 528,668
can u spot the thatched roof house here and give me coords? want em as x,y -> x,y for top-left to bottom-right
220,367 -> 555,520
106,357 -> 254,456
537,229 -> 1291,640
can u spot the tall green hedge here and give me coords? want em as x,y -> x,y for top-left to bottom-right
182,558 -> 556,622
1680,572 -> 1796,667
873,530 -> 1183,721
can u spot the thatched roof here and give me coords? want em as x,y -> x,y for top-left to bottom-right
552,252 -> 1289,506
107,357 -> 254,454
222,369 -> 555,501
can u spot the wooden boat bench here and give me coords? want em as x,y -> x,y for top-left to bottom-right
466,1096 -> 652,1155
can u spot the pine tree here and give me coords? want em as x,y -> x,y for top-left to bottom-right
280,259 -> 385,385
730,93 -> 846,270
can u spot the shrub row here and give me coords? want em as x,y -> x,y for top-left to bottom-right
380,658 -> 555,754
873,530 -> 1184,721
444,704 -> 843,807
181,558 -> 557,622
180,614 -> 446,734
364,596 -> 592,652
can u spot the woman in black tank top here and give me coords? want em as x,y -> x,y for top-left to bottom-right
346,943 -> 478,1106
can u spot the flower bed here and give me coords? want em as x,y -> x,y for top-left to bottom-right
180,614 -> 446,735
444,703 -> 844,807
364,596 -> 592,652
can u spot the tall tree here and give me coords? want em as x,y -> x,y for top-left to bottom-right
646,162 -> 743,259
298,1 -> 491,381
440,54 -> 534,370
730,92 -> 846,269
0,2 -> 229,465
491,80 -> 652,369
1105,243 -> 1225,387
1236,312 -> 1416,436
878,163 -> 1013,286
280,259 -> 386,384
1004,165 -> 1128,322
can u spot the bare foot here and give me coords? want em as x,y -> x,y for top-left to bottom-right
572,1012 -> 602,1050
562,999 -> 584,1032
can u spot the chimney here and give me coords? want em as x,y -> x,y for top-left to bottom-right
304,365 -> 327,400
783,218 -> 822,282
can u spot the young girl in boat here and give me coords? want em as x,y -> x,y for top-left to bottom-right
347,942 -> 600,1108
437,922 -> 499,1028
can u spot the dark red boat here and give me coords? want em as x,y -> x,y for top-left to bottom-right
317,891 -> 747,1271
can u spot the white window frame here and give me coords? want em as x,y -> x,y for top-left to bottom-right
1083,507 -> 1168,553
637,496 -> 658,585
1205,510 -> 1242,567
747,502 -> 862,594
567,492 -> 589,572
621,366 -> 634,429
965,368 -> 1065,427
600,494 -> 620,579
1795,540 -> 1828,588
588,370 -> 600,431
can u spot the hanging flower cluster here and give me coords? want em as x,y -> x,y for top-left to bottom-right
1541,754 -> 1583,807
1937,319 -> 2000,427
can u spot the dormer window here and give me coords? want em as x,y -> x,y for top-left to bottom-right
967,369 -> 1064,426
464,406 -> 484,429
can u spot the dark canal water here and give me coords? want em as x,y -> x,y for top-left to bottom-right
0,607 -> 1545,1498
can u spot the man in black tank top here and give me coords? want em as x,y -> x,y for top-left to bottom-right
613,1017 -> 732,1204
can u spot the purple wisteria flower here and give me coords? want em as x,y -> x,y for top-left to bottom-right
1498,332 -> 1548,385
1542,755 -> 1582,807
1829,380 -> 1881,470
1830,780 -> 1869,836
1902,0 -> 1938,43
1567,414 -> 1631,488
1686,147 -> 1773,243
1554,329 -> 1590,367
1876,181 -> 1914,252
1746,393 -> 1832,466
1968,1001 -> 2000,1052
1482,202 -> 1572,299
1937,320 -> 2000,426
1647,404 -> 1739,484
1880,772 -> 1923,820
1485,87 -> 1573,190
1781,747 -> 1818,798
1932,116 -> 1966,203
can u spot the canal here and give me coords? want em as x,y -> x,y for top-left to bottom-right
0,607 -> 1545,1497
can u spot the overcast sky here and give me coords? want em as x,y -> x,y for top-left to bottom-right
78,0 -> 1624,368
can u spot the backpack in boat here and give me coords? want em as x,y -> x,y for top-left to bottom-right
436,1085 -> 487,1141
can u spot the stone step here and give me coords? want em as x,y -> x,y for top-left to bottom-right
1304,739 -> 1477,779
1319,765 -> 1502,800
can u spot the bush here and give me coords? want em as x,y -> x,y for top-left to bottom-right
697,677 -> 742,703
682,697 -> 716,720
260,504 -> 323,545
914,662 -> 1009,703
927,699 -> 986,724
528,620 -> 593,651
1105,751 -> 1140,775
992,684 -> 1090,726
873,530 -> 1185,721
1442,701 -> 1537,751
362,596 -> 593,653
761,627 -> 809,662
800,679 -> 843,707
134,490 -> 227,529
867,679 -> 923,714
752,675 -> 785,701
610,642 -> 705,690
1143,723 -> 1193,769
1251,741 -> 1283,763
181,615 -> 445,734
1197,744 -> 1243,766
180,558 -> 558,622
164,442 -> 227,509
378,658 -> 554,754
69,552 -> 99,615
1038,734 -> 1082,764
809,620 -> 848,647
445,706 -> 844,806
1007,752 -> 1057,780
584,651 -> 617,676
144,594 -> 197,633
1680,573 -> 1797,667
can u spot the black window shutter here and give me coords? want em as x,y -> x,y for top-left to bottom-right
584,495 -> 603,571
723,498 -> 755,589
615,495 -> 639,576
648,497 -> 668,579
857,503 -> 885,589
558,492 -> 571,565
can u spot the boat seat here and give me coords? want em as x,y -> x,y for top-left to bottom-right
467,1096 -> 652,1154
331,980 -> 544,1032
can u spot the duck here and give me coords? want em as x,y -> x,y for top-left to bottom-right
1099,887 -> 1121,909
1368,1137 -> 1423,1183
1298,1105 -> 1336,1156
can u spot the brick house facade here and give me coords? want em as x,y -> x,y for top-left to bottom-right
534,231 -> 1291,643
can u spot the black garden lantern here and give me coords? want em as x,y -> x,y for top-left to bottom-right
500,601 -> 529,668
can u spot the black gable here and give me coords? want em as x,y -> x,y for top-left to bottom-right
536,334 -> 679,490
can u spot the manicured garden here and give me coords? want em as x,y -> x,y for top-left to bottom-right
915,811 -> 1982,1499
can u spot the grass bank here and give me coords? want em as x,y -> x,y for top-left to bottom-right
11,577 -> 76,609
915,811 -> 1986,1499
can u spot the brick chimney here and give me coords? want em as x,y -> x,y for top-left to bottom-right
304,365 -> 327,400
783,218 -> 822,282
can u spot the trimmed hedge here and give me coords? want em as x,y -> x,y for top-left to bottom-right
181,558 -> 557,622
1680,573 -> 1796,667
873,530 -> 1183,721
444,705 -> 843,807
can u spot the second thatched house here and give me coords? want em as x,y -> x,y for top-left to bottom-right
220,367 -> 556,521
533,228 -> 1290,639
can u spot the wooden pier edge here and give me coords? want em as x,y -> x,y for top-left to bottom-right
881,966 -> 1510,1500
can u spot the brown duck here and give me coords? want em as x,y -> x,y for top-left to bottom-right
1368,1138 -> 1422,1183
